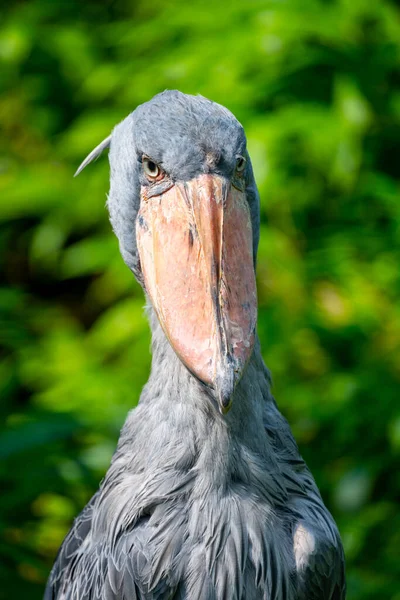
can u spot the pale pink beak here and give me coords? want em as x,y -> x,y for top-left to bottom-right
136,174 -> 257,413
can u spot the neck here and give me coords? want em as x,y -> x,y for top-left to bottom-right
106,304 -> 278,520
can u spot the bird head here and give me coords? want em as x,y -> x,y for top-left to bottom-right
76,91 -> 260,414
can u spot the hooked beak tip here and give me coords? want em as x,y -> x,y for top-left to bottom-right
215,363 -> 236,415
218,397 -> 233,415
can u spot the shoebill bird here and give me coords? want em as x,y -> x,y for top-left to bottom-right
45,90 -> 345,600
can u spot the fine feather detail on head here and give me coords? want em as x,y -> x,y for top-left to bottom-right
74,134 -> 112,177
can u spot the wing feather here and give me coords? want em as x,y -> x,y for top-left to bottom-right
264,399 -> 346,599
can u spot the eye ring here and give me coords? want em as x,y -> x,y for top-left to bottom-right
143,156 -> 162,180
236,156 -> 246,173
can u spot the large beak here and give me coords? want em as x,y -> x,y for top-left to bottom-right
136,174 -> 257,414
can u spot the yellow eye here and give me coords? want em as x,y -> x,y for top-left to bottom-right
236,156 -> 246,173
143,157 -> 161,180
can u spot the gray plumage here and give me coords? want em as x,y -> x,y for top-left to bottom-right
45,91 -> 345,600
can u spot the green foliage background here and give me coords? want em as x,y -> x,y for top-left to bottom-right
1,0 -> 399,598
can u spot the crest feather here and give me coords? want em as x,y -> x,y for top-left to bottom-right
74,134 -> 111,177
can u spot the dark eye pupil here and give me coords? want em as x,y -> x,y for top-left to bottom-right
143,157 -> 162,179
237,157 -> 245,171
